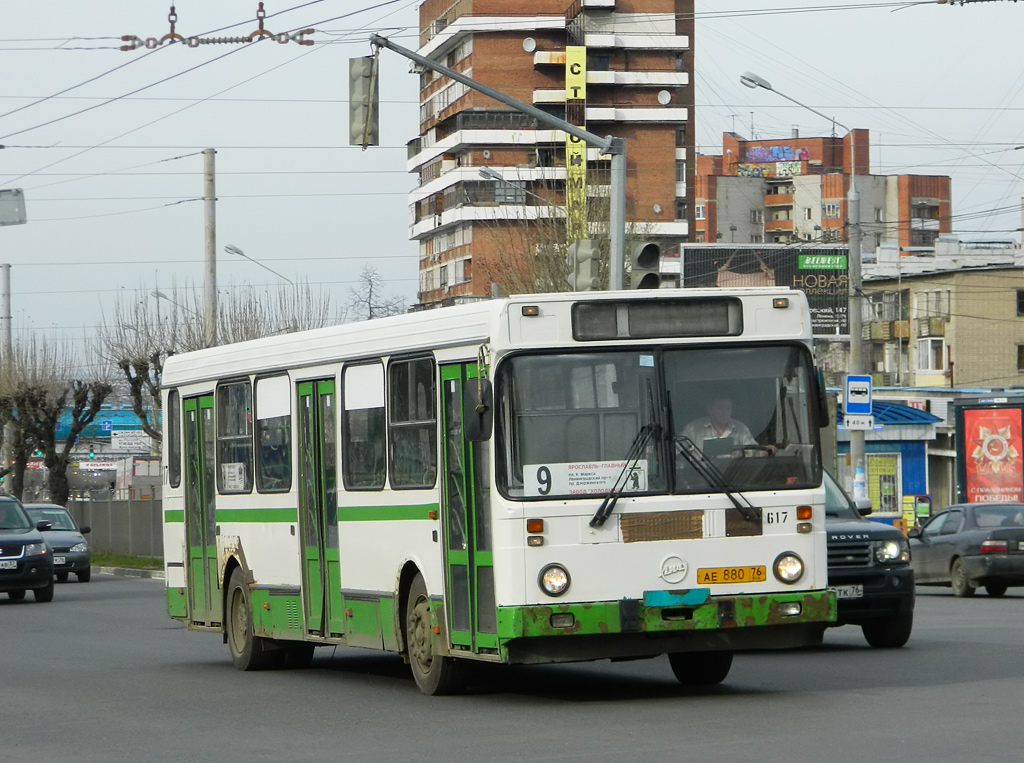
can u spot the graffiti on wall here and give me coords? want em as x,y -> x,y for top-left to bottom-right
745,145 -> 811,163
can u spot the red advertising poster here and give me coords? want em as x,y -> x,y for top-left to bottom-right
964,407 -> 1024,502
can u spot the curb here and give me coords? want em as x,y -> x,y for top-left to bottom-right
97,566 -> 166,580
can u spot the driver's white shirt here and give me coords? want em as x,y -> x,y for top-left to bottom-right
680,417 -> 756,451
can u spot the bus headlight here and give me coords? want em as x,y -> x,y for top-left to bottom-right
773,552 -> 804,584
538,564 -> 570,597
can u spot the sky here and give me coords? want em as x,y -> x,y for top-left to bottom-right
1,1 -> 1022,369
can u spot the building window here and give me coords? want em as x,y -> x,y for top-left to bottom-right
217,380 -> 254,494
874,207 -> 883,222
675,125 -> 686,148
388,357 -> 437,489
494,181 -> 525,205
1017,289 -> 1024,316
750,210 -> 763,224
822,203 -> 841,219
590,54 -> 611,71
675,161 -> 686,182
919,289 -> 950,318
674,53 -> 686,72
803,207 -> 812,221
750,234 -> 763,243
695,205 -> 705,220
675,200 -> 688,221
917,339 -> 946,372
1018,346 -> 1024,373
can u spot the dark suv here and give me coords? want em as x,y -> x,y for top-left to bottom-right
824,470 -> 914,648
0,495 -> 56,602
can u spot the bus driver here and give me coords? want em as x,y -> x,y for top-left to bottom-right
681,396 -> 760,455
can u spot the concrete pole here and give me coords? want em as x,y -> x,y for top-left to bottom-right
1,263 -> 11,362
608,139 -> 627,290
847,133 -> 866,498
203,149 -> 217,348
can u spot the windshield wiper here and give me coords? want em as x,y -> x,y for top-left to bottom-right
674,435 -> 762,523
589,423 -> 655,528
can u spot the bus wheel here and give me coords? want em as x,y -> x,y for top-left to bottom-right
226,567 -> 277,670
668,651 -> 733,686
405,574 -> 465,695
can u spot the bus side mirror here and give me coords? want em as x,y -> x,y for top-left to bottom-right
463,378 -> 493,442
815,369 -> 830,427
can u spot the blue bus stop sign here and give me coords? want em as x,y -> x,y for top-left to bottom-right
845,375 -> 872,415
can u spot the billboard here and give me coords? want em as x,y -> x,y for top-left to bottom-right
954,399 -> 1024,503
680,246 -> 849,335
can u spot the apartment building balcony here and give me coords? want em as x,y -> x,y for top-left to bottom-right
586,106 -> 689,123
410,204 -> 561,239
584,33 -> 689,50
918,317 -> 946,337
911,218 -> 941,231
764,219 -> 794,233
764,193 -> 794,207
419,15 -> 565,58
863,320 -> 910,341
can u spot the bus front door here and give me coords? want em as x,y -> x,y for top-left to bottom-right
297,380 -> 344,637
440,364 -> 498,654
183,395 -> 219,626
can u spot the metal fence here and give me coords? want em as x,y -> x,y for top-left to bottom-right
66,498 -> 163,558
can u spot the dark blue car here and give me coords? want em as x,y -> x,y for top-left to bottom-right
0,495 -> 56,602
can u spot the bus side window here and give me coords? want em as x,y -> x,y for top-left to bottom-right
388,357 -> 437,489
217,380 -> 254,494
255,375 -> 292,493
343,362 -> 386,490
167,389 -> 181,488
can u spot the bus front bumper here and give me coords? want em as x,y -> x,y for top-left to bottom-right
496,589 -> 835,665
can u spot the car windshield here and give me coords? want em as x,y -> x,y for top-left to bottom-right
496,344 -> 820,499
823,471 -> 860,520
25,507 -> 76,530
0,500 -> 32,530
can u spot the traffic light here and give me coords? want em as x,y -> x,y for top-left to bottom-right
628,241 -> 662,289
349,56 -> 379,147
567,239 -> 600,292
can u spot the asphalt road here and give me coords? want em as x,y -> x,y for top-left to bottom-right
2,575 -> 1022,763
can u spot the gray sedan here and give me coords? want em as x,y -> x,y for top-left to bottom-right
23,504 -> 92,583
909,502 -> 1024,597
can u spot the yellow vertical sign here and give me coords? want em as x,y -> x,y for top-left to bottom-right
565,46 -> 587,241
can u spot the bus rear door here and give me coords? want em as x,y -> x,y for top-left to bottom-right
183,395 -> 219,626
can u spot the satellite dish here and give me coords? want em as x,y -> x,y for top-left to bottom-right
482,150 -> 492,160
523,37 -> 537,53
657,90 -> 672,105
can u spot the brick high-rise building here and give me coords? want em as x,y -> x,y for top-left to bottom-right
410,0 -> 694,307
694,130 -> 951,254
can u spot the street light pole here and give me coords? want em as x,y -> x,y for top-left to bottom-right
740,72 -> 865,496
224,244 -> 296,287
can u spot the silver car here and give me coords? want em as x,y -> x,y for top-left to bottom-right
23,504 -> 92,583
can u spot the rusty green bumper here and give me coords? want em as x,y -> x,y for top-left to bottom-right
495,589 -> 836,664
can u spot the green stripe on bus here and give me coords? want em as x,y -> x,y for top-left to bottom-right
338,504 -> 438,522
165,510 -> 184,523
215,508 -> 300,523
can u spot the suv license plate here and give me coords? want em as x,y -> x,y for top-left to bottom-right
831,584 -> 864,600
54,556 -> 66,565
0,559 -> 17,570
696,566 -> 766,584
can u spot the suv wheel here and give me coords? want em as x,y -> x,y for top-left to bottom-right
861,613 -> 913,648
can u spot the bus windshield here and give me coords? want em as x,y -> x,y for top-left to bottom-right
497,344 -> 820,499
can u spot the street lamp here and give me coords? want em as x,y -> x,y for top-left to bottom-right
740,71 -> 866,497
729,224 -> 737,243
224,244 -> 295,287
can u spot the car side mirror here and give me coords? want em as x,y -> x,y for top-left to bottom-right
854,497 -> 872,517
907,526 -> 922,539
80,525 -> 91,535
35,520 -> 52,531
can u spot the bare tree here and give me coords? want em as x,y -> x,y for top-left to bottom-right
347,266 -> 407,320
98,282 -> 338,444
4,337 -> 112,506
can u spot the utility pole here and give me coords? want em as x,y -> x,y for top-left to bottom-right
203,148 -> 217,348
1,264 -> 11,362
368,33 -> 629,289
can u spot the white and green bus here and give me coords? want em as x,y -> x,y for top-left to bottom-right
162,288 -> 835,694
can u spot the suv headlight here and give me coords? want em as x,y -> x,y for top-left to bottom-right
24,542 -> 47,556
875,538 -> 910,564
71,542 -> 88,553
